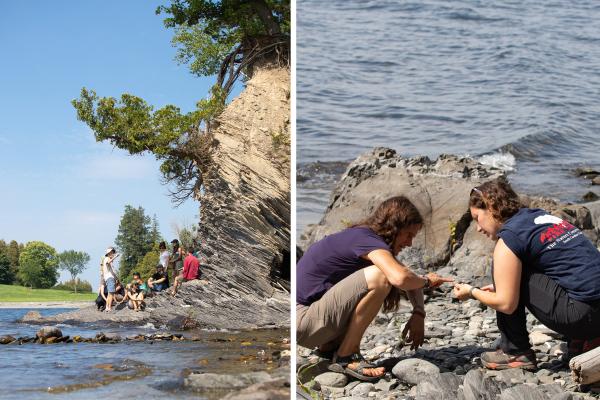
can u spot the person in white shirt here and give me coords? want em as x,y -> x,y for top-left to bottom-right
101,247 -> 119,312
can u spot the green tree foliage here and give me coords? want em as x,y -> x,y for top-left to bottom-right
2,240 -> 23,284
0,253 -> 14,284
57,250 -> 91,293
18,241 -> 59,289
72,0 -> 289,204
115,206 -> 161,281
127,244 -> 161,283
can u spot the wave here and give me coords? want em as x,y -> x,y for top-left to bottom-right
477,152 -> 516,172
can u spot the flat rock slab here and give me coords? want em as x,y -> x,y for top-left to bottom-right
392,358 -> 440,385
185,371 -> 272,391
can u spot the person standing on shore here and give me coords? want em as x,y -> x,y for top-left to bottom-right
296,196 -> 453,381
170,239 -> 183,283
158,241 -> 170,271
454,179 -> 600,370
101,247 -> 119,312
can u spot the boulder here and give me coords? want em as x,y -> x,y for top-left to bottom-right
300,148 -> 503,270
20,311 -> 41,322
36,326 -> 62,340
0,335 -> 15,344
314,372 -> 348,388
392,358 -> 440,385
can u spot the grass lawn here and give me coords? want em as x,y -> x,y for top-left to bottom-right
0,284 -> 97,302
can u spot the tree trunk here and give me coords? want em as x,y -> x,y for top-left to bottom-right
570,345 -> 600,384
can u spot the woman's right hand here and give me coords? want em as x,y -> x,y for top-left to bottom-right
425,272 -> 454,288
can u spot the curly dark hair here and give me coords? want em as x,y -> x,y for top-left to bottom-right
469,178 -> 522,222
354,196 -> 423,312
355,196 -> 423,246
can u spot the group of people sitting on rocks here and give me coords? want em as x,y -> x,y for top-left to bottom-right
296,179 -> 600,381
96,239 -> 203,312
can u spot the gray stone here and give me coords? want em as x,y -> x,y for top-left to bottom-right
36,326 -> 62,340
530,331 -> 553,345
498,384 -> 547,400
374,379 -> 398,392
314,372 -> 348,388
351,382 -> 375,397
392,358 -> 440,385
221,377 -> 288,400
460,369 -> 504,400
320,386 -> 345,398
415,372 -> 463,399
184,371 -> 272,391
496,368 -> 529,384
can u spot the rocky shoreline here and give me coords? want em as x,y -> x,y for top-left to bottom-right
297,148 -> 600,399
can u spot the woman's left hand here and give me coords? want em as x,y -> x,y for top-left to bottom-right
453,283 -> 473,301
401,313 -> 425,350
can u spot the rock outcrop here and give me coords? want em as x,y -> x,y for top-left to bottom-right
300,148 -> 600,282
28,66 -> 290,330
297,147 -> 600,399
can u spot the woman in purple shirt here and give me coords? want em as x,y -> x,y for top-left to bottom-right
297,196 -> 452,381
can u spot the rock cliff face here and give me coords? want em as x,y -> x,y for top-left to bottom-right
191,65 -> 290,328
26,67 -> 290,330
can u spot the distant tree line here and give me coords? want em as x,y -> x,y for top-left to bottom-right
0,205 -> 173,290
0,239 -> 91,292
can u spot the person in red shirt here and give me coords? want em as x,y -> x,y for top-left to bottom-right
171,247 -> 199,296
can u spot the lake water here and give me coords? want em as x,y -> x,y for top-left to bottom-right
0,308 -> 288,399
297,0 -> 600,234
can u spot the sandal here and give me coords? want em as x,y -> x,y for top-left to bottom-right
328,352 -> 383,382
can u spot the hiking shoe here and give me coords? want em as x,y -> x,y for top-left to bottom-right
481,349 -> 537,370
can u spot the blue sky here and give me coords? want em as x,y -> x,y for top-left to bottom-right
0,1 -> 223,288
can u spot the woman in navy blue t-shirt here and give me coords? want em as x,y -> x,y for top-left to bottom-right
454,179 -> 600,370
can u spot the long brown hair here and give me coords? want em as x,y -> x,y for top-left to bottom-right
469,178 -> 522,222
355,196 -> 423,312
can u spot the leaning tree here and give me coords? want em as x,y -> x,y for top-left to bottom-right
72,0 -> 290,205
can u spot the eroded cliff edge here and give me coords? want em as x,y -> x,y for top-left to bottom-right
25,67 -> 290,330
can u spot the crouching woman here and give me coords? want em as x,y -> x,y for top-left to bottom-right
454,179 -> 600,370
296,196 -> 452,381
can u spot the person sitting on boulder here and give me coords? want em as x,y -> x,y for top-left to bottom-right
171,247 -> 200,296
128,272 -> 149,296
296,196 -> 453,381
453,179 -> 600,370
148,264 -> 169,292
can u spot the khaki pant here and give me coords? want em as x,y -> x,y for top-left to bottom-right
296,269 -> 369,349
